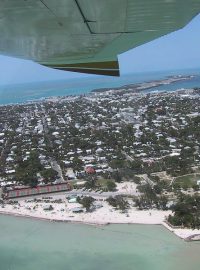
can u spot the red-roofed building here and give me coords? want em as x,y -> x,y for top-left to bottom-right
85,166 -> 96,174
3,182 -> 71,199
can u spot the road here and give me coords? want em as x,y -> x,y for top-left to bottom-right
64,189 -> 139,198
50,159 -> 64,182
141,174 -> 154,187
121,151 -> 134,162
41,108 -> 64,182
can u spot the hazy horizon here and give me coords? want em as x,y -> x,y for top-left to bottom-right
0,66 -> 199,87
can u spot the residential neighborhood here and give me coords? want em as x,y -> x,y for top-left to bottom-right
0,84 -> 200,232
0,87 -> 200,190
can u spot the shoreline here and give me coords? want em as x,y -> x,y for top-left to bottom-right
1,209 -> 200,242
0,73 -> 199,107
91,75 -> 195,93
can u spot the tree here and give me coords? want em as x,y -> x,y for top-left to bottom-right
106,195 -> 129,211
134,184 -> 168,210
84,176 -> 97,189
78,196 -> 95,212
159,195 -> 168,210
106,180 -> 117,191
15,150 -> 43,187
112,171 -> 122,183
168,194 -> 200,229
72,157 -> 84,171
193,184 -> 199,191
154,184 -> 162,194
41,168 -> 58,184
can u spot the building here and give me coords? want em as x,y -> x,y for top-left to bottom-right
3,182 -> 71,199
85,166 -> 96,174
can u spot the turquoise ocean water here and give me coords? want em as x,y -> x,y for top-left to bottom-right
0,68 -> 200,105
0,215 -> 200,270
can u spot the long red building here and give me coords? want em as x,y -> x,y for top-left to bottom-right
4,182 -> 71,199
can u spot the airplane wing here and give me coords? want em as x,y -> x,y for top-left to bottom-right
0,0 -> 200,76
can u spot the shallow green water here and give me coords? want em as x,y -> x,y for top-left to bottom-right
0,215 -> 200,270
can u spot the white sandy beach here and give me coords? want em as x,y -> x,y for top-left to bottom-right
1,198 -> 200,241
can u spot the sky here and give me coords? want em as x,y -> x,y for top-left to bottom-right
0,14 -> 200,85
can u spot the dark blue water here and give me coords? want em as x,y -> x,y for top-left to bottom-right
0,68 -> 199,105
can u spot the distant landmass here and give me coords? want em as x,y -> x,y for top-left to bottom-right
92,75 -> 196,93
0,69 -> 200,105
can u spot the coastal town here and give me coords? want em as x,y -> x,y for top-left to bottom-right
0,84 -> 200,240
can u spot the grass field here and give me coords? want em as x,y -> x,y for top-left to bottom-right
174,174 -> 200,189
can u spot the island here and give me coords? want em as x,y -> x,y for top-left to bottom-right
92,75 -> 195,93
0,81 -> 200,241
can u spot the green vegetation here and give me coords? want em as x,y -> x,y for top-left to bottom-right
173,174 -> 200,190
77,196 -> 95,212
106,180 -> 117,191
134,184 -> 168,210
168,194 -> 200,229
85,177 -> 117,191
112,171 -> 122,183
40,168 -> 58,184
84,176 -> 97,189
15,151 -> 43,187
1,85 -> 200,204
164,155 -> 194,177
106,195 -> 129,211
